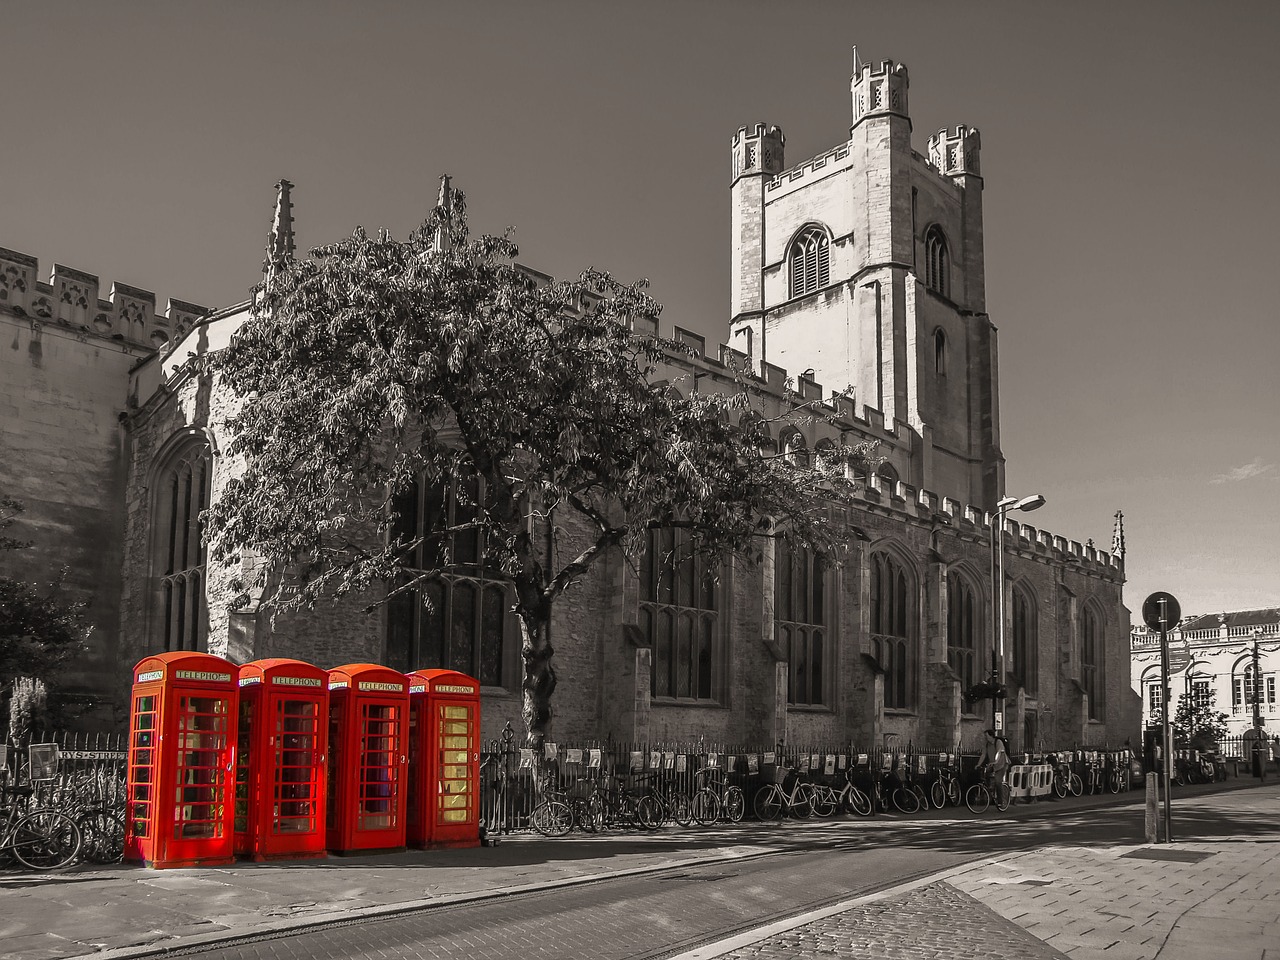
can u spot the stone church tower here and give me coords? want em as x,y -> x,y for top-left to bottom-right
730,50 -> 1002,511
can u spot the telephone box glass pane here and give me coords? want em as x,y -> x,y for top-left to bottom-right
129,695 -> 159,837
274,699 -> 319,834
406,701 -> 421,828
436,702 -> 474,825
173,695 -> 230,839
234,699 -> 253,832
358,702 -> 400,831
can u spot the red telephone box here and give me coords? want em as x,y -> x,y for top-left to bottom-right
124,652 -> 239,869
326,663 -> 409,855
406,669 -> 481,849
234,659 -> 329,861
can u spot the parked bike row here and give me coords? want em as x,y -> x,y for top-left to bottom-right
481,733 -> 1150,838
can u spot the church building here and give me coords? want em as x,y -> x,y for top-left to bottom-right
0,51 -> 1139,754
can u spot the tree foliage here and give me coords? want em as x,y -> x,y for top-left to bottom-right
0,498 -> 87,707
1171,688 -> 1229,751
203,190 -> 875,743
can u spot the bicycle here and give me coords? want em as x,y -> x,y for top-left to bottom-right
965,767 -> 1011,814
690,767 -> 745,825
0,785 -> 83,870
899,759 -> 931,812
813,767 -> 873,817
634,772 -> 693,828
1049,756 -> 1083,798
75,804 -> 125,864
930,761 -> 962,809
752,766 -> 816,821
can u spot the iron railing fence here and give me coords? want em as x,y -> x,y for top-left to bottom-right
0,729 -> 128,820
478,723 -> 1153,835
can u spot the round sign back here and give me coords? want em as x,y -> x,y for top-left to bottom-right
1142,591 -> 1181,631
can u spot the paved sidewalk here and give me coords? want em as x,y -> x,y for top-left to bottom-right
1,780 -> 1275,960
675,784 -> 1280,960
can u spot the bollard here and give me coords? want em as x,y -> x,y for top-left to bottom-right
1144,773 -> 1158,843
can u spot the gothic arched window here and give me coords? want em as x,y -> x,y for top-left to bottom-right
934,328 -> 947,375
641,528 -> 721,702
150,436 -> 212,652
777,539 -> 828,706
947,572 -> 980,696
1082,605 -> 1104,720
385,468 -> 512,686
925,226 -> 949,297
789,226 -> 830,298
871,550 -> 916,710
1011,584 -> 1037,696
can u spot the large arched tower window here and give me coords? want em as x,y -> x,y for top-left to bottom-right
788,226 -> 830,298
150,435 -> 212,652
1081,604 -> 1105,720
640,528 -> 722,702
871,549 -> 917,710
947,571 -> 980,696
1011,584 -> 1038,696
924,225 -> 949,297
385,468 -> 512,685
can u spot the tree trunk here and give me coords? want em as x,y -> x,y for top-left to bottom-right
520,612 -> 556,749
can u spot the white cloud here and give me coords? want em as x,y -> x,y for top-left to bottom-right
1209,459 -> 1277,484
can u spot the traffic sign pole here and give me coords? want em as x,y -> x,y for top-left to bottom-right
1143,591 -> 1181,846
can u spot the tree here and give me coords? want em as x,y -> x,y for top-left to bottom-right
203,188 -> 875,745
1171,688 -> 1228,751
0,498 -> 88,715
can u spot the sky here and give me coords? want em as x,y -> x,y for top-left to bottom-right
5,0 -> 1278,619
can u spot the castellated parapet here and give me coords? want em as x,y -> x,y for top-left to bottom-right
731,123 -> 785,181
851,56 -> 909,129
927,125 -> 982,178
634,311 -> 1121,582
0,245 -> 210,350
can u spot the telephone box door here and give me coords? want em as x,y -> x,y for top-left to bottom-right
406,669 -> 480,849
326,664 -> 408,854
235,659 -> 329,861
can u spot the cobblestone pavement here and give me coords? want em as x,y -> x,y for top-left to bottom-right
675,785 -> 1280,960
710,882 -> 1069,960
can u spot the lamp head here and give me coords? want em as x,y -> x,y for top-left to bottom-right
1014,494 -> 1046,512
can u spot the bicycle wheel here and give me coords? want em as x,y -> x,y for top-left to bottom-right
891,788 -> 919,814
1052,775 -> 1067,799
753,784 -> 783,821
965,784 -> 990,814
11,810 -> 82,870
691,788 -> 720,825
76,810 -> 125,864
636,794 -> 662,830
1068,774 -> 1083,797
930,781 -> 946,810
1108,771 -> 1122,794
723,786 -> 746,823
995,782 -> 1011,812
669,792 -> 693,827
811,787 -> 837,818
530,800 -> 572,837
914,785 -> 930,811
846,785 -> 873,817
946,777 -> 961,808
789,783 -> 816,818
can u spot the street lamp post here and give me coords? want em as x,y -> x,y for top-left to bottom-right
991,493 -> 1046,736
